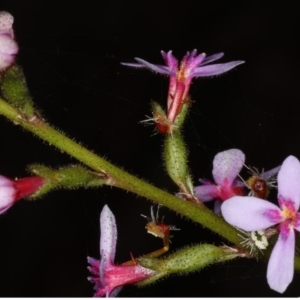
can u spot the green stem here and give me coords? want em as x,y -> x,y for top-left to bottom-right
0,97 -> 241,244
2,97 -> 300,272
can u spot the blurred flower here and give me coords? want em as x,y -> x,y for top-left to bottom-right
0,11 -> 18,71
122,50 -> 244,123
221,155 -> 300,293
87,205 -> 155,297
194,149 -> 245,213
0,174 -> 46,214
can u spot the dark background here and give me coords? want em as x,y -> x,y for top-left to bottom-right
1,1 -> 300,297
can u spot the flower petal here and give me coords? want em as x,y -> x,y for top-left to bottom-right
100,205 -> 117,284
193,61 -> 245,77
221,196 -> 281,231
100,205 -> 117,261
121,58 -> 173,75
267,229 -> 295,293
214,200 -> 222,214
109,286 -> 123,297
0,34 -> 18,70
161,50 -> 178,71
201,52 -> 224,65
186,52 -> 206,70
194,184 -> 219,201
260,165 -> 281,180
0,11 -> 13,31
0,11 -> 14,38
278,155 -> 300,209
212,149 -> 245,186
0,175 -> 15,214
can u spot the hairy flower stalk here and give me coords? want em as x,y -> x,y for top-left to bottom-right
138,243 -> 246,285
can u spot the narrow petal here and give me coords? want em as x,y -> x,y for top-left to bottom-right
278,156 -> 300,209
214,200 -> 222,214
100,205 -> 117,264
161,50 -> 178,71
194,184 -> 219,201
260,165 -> 281,180
186,52 -> 206,70
267,229 -> 295,293
221,196 -> 281,231
109,286 -> 123,297
121,58 -> 172,75
193,61 -> 245,77
201,52 -> 224,65
212,149 -> 245,186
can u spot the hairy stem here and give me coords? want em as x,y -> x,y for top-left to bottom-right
2,97 -> 300,271
0,98 -> 240,241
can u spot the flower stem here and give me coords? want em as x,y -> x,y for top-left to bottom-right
0,97 -> 242,244
2,97 -> 300,272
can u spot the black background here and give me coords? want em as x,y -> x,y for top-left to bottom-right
1,1 -> 300,297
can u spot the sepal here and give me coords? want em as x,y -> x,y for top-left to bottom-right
0,65 -> 36,118
28,164 -> 108,199
137,244 -> 244,285
164,132 -> 194,198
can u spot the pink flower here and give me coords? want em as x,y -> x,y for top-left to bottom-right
87,205 -> 155,297
194,149 -> 246,213
0,11 -> 18,71
122,50 -> 244,123
0,174 -> 46,214
221,155 -> 300,293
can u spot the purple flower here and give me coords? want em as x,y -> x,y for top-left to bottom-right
87,205 -> 155,297
122,50 -> 244,123
0,11 -> 18,71
221,155 -> 300,293
194,149 -> 246,213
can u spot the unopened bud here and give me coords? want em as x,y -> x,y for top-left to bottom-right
0,11 -> 18,71
28,164 -> 108,198
0,65 -> 36,117
138,244 -> 243,285
164,132 -> 194,195
0,174 -> 46,214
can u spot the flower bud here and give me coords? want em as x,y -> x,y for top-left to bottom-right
164,132 -> 194,196
138,244 -> 243,285
0,174 -> 46,214
28,164 -> 108,198
0,65 -> 36,117
0,11 -> 18,71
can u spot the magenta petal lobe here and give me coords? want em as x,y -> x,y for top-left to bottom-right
267,230 -> 295,293
221,196 -> 281,231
